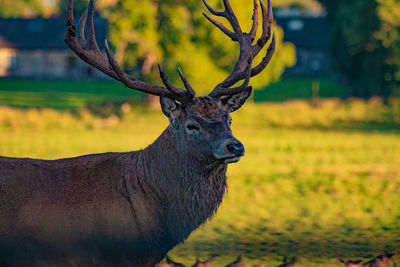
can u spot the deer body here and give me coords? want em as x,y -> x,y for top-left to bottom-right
0,126 -> 227,266
0,0 -> 275,264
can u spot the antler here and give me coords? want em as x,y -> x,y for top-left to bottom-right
203,0 -> 276,98
65,0 -> 195,104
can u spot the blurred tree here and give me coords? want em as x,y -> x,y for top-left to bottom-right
103,0 -> 297,96
376,0 -> 400,97
105,0 -> 162,82
0,0 -> 303,96
0,0 -> 116,18
0,0 -> 53,17
275,0 -> 322,10
57,0 -> 116,16
58,0 -> 89,16
318,0 -> 400,100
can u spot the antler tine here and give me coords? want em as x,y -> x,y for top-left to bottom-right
251,29 -> 275,76
105,42 -> 193,103
65,0 -> 195,105
178,67 -> 196,97
254,0 -> 273,53
157,65 -> 181,94
86,0 -> 100,51
158,64 -> 196,102
157,65 -> 195,103
203,13 -> 237,41
210,56 -> 253,98
202,0 -> 225,16
65,0 -> 120,80
65,0 -> 74,29
214,64 -> 252,97
65,0 -> 77,43
77,9 -> 88,46
104,41 -> 164,94
202,0 -> 245,41
248,0 -> 259,41
221,0 -> 243,36
206,0 -> 275,98
212,29 -> 275,90
104,40 -> 131,84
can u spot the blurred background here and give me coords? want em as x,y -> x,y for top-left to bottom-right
0,0 -> 399,266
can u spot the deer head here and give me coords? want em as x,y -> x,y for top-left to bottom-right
192,256 -> 214,267
337,257 -> 363,267
65,0 -> 275,165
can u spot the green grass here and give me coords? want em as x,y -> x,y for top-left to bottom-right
0,99 -> 400,266
255,77 -> 348,102
0,77 -> 347,109
0,78 -> 143,109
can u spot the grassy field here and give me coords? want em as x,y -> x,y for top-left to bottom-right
255,77 -> 348,102
0,78 -> 142,109
0,98 -> 400,266
0,77 -> 346,109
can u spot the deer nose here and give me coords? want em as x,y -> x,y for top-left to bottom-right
226,141 -> 245,156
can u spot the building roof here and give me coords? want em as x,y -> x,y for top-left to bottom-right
276,16 -> 329,50
0,17 -> 107,50
0,15 -> 326,52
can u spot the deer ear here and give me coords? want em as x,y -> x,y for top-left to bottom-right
160,96 -> 181,119
220,86 -> 252,113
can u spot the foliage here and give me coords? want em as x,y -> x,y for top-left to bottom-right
317,0 -> 400,100
0,0 -> 52,17
103,0 -> 297,95
0,0 -> 116,17
0,0 -> 299,95
105,0 -> 162,80
57,0 -> 89,17
0,100 -> 399,266
375,0 -> 400,90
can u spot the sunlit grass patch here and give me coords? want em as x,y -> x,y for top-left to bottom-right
0,78 -> 143,109
0,99 -> 399,266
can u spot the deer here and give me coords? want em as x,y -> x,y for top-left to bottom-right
226,255 -> 245,267
157,255 -> 186,267
362,253 -> 394,267
278,256 -> 296,267
337,257 -> 363,267
0,0 -> 275,265
192,256 -> 215,267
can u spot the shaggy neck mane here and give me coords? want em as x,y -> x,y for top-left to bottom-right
139,127 -> 228,244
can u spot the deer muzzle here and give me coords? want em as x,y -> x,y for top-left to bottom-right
214,138 -> 245,164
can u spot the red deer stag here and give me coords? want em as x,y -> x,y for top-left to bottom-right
192,256 -> 214,267
0,0 -> 275,265
278,256 -> 296,267
362,253 -> 394,267
226,255 -> 244,267
337,257 -> 363,267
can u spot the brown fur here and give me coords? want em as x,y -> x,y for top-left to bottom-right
192,256 -> 214,267
226,255 -> 244,267
363,253 -> 394,267
338,257 -> 363,267
278,257 -> 296,267
0,96 -> 249,266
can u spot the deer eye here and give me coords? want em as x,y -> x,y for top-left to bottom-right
185,122 -> 200,132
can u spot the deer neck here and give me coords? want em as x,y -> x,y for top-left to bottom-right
141,127 -> 228,242
143,127 -> 227,181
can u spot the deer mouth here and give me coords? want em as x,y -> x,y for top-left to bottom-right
223,156 -> 242,164
215,152 -> 244,164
